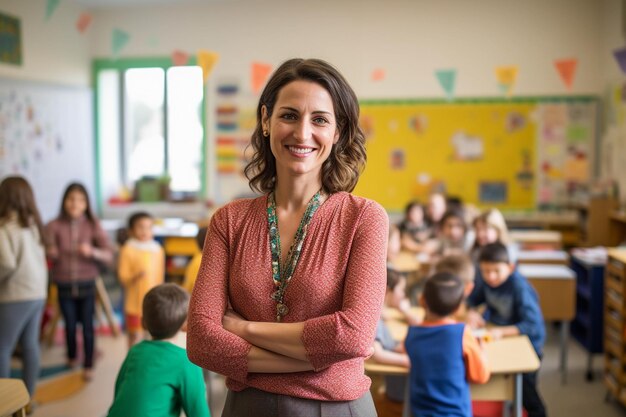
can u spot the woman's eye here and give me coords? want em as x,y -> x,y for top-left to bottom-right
280,113 -> 296,120
313,117 -> 329,125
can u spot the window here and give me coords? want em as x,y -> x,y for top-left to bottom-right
94,58 -> 205,207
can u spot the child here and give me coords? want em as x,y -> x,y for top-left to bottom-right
106,283 -> 210,417
435,254 -> 476,320
371,269 -> 412,403
405,272 -> 490,417
466,242 -> 546,417
398,201 -> 430,253
433,209 -> 472,259
46,182 -> 113,381
118,211 -> 164,348
182,226 -> 208,294
0,177 -> 47,406
470,208 -> 518,263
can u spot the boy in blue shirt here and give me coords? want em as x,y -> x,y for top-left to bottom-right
107,284 -> 210,417
466,242 -> 546,417
405,272 -> 490,417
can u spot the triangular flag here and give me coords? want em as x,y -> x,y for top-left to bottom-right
554,58 -> 577,90
251,62 -> 273,94
171,50 -> 189,66
435,69 -> 456,101
197,50 -> 219,82
371,69 -> 386,82
45,0 -> 60,21
613,47 -> 626,74
111,29 -> 130,58
76,12 -> 93,34
495,66 -> 518,97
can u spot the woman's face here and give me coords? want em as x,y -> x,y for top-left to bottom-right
442,216 -> 465,242
64,190 -> 87,219
262,80 -> 339,183
475,220 -> 499,246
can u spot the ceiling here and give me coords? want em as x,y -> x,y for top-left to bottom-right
69,0 -> 217,9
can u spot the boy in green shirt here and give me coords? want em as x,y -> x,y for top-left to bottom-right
107,283 -> 210,417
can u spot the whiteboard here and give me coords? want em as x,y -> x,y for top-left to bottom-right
0,78 -> 94,222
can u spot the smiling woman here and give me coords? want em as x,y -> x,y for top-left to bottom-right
187,59 -> 388,417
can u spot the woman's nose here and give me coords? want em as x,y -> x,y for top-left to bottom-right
293,119 -> 312,142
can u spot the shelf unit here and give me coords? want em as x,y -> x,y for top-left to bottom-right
570,254 -> 605,381
603,249 -> 626,405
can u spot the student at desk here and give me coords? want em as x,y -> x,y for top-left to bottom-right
466,242 -> 546,417
405,272 -> 490,417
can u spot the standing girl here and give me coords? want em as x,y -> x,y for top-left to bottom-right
0,176 -> 47,406
45,183 -> 112,381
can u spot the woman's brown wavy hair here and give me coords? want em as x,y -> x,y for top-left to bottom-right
0,176 -> 44,243
244,58 -> 367,194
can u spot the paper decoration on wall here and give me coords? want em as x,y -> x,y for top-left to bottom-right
479,182 -> 507,203
197,50 -> 219,82
390,149 -> 405,170
554,58 -> 577,90
451,131 -> 484,161
371,69 -> 386,82
435,69 -> 456,101
359,115 -> 374,140
409,114 -> 428,135
563,145 -> 589,182
516,149 -> 534,189
505,112 -> 526,132
171,50 -> 189,66
111,28 -> 130,58
76,12 -> 92,34
45,0 -> 60,21
251,62 -> 273,94
0,12 -> 22,65
495,66 -> 518,97
613,47 -> 626,74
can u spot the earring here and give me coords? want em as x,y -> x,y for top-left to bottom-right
263,130 -> 269,137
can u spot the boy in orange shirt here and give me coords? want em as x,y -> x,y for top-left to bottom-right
118,212 -> 164,348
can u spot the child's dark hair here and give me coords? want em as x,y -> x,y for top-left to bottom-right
196,226 -> 208,251
386,268 -> 405,291
435,254 -> 475,284
0,176 -> 44,243
422,272 -> 465,317
404,200 -> 424,216
439,208 -> 467,231
142,283 -> 189,340
59,182 -> 96,223
478,242 -> 510,264
128,211 -> 153,230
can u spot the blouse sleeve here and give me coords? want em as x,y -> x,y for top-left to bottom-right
92,221 -> 114,265
301,201 -> 389,371
186,206 -> 252,383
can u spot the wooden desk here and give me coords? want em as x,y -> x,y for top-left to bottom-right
518,263 -> 576,384
389,252 -> 420,273
365,336 -> 539,417
609,211 -> 626,246
509,230 -> 563,250
0,378 -> 29,417
504,211 -> 579,246
517,250 -> 569,265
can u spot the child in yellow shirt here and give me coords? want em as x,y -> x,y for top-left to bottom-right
182,227 -> 207,294
118,212 -> 164,348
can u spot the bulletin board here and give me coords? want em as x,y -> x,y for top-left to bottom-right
0,78 -> 94,221
353,97 -> 597,212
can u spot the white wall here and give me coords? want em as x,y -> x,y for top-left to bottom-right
602,0 -> 626,89
90,0 -> 604,98
0,0 -> 91,86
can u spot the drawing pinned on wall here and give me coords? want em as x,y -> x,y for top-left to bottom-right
76,12 -> 93,34
435,69 -> 456,101
371,69 -> 386,82
563,145 -> 589,182
495,66 -> 518,97
516,150 -> 534,189
505,112 -> 526,132
613,47 -> 626,74
554,58 -> 577,91
251,62 -> 273,94
539,104 -> 567,141
390,149 -> 405,170
479,182 -> 507,203
111,28 -> 130,58
171,50 -> 189,66
409,114 -> 428,136
0,12 -> 22,66
45,0 -> 60,21
197,50 -> 219,82
451,131 -> 484,161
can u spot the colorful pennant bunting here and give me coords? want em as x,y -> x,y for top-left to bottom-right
435,69 -> 456,101
251,62 -> 273,94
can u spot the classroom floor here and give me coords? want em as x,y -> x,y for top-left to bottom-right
24,325 -> 626,417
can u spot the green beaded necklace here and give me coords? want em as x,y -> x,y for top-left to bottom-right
267,190 -> 323,322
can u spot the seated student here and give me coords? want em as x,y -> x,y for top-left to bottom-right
398,200 -> 430,253
117,212 -> 165,348
435,254 -> 475,320
182,226 -> 208,294
466,242 -> 546,417
371,269 -> 412,403
405,272 -> 490,417
106,283 -> 210,417
470,208 -> 518,264
426,192 -> 447,235
430,209 -> 473,260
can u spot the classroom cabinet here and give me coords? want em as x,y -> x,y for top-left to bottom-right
570,254 -> 605,380
603,249 -> 626,405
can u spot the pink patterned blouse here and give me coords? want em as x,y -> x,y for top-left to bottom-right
187,192 -> 389,401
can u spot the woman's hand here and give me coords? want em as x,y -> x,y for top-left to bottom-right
222,309 -> 247,337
